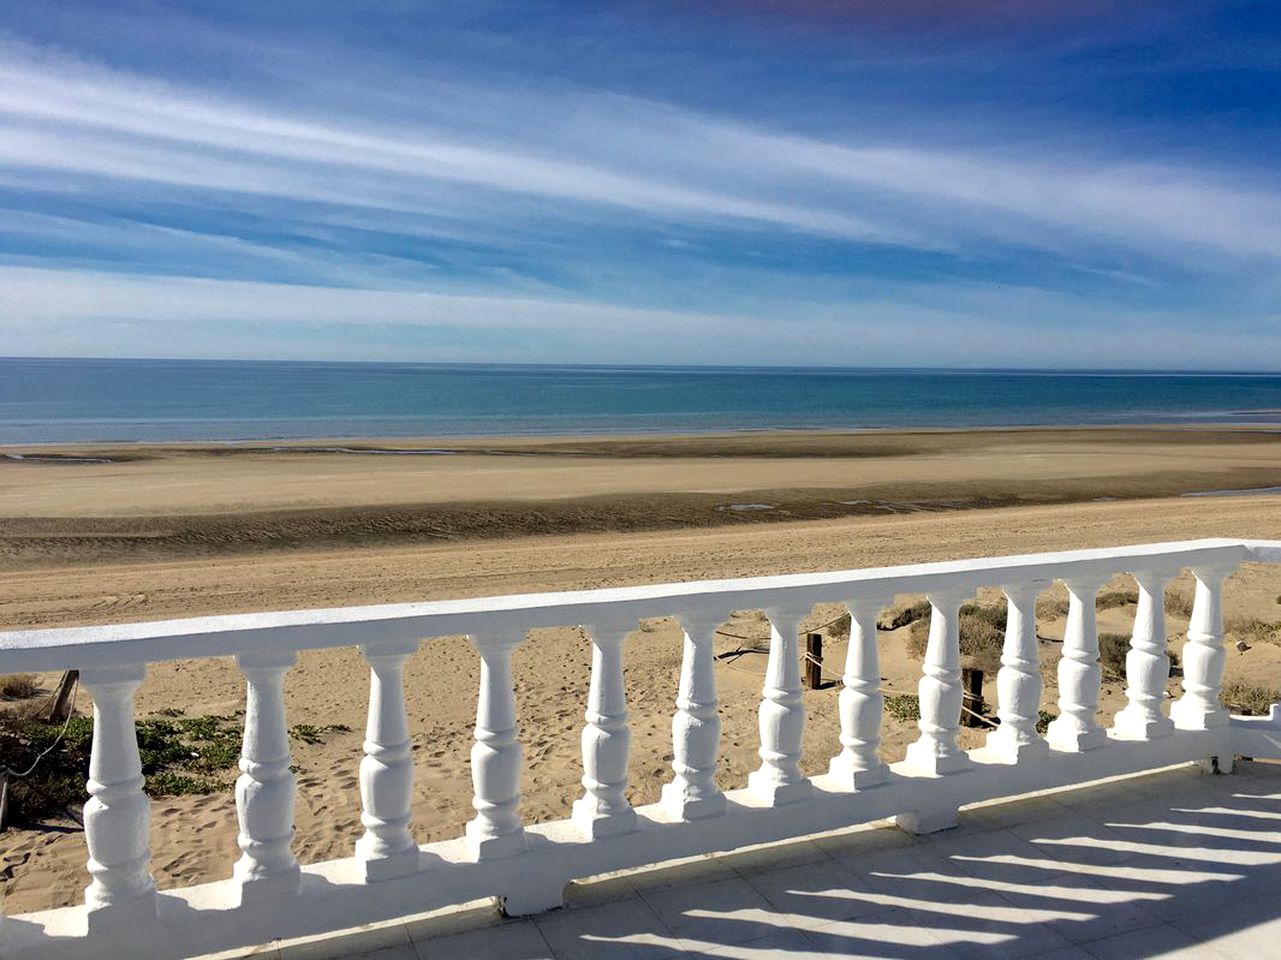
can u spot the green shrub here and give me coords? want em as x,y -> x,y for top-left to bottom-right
1,674 -> 40,699
881,600 -> 932,630
288,722 -> 351,745
884,694 -> 920,722
0,711 -> 245,823
1036,711 -> 1057,735
1098,633 -> 1130,680
1220,681 -> 1278,716
960,603 -> 1007,632
1096,633 -> 1180,680
905,607 -> 1006,672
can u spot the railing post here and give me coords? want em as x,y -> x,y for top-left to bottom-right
748,606 -> 813,805
573,619 -> 637,839
985,581 -> 1049,762
1112,569 -> 1177,741
903,588 -> 973,776
80,664 -> 157,929
1171,562 -> 1236,732
1046,575 -> 1108,752
233,649 -> 301,901
356,638 -> 421,881
661,611 -> 726,820
829,595 -> 891,789
465,632 -> 527,860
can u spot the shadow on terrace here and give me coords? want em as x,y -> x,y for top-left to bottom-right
327,761 -> 1281,960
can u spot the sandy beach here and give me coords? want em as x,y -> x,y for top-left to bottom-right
3,426 -> 1281,914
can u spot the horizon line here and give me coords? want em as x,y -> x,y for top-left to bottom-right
3,355 -> 1281,378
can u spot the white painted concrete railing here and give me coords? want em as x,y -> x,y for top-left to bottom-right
3,537 -> 1281,959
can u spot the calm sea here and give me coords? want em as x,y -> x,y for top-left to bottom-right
2,357 -> 1280,445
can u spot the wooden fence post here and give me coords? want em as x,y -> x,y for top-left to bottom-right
804,633 -> 823,690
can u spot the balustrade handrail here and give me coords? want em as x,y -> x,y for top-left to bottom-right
4,535 -> 1281,960
3,537 -> 1277,672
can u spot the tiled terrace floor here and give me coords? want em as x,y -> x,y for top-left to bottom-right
269,761 -> 1281,960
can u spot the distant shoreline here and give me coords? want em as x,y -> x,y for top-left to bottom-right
4,420 -> 1281,458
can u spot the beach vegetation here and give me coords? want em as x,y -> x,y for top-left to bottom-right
1036,711 -> 1057,735
903,603 -> 1007,672
886,600 -> 1007,632
1035,594 -> 1070,620
1163,590 -> 1194,619
1096,589 -> 1139,610
1097,633 -> 1179,680
880,600 -> 932,630
289,722 -> 352,745
1220,681 -> 1278,716
1,673 -> 40,699
0,711 -> 245,823
1226,617 -> 1281,644
1032,588 -> 1191,620
884,694 -> 920,722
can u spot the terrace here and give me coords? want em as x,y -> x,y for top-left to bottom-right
3,538 -> 1281,959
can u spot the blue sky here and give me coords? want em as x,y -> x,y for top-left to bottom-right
0,1 -> 1279,368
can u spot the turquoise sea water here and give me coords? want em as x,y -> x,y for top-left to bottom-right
2,357 -> 1280,444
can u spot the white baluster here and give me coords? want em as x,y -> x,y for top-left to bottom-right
1046,575 -> 1108,751
985,581 -> 1049,762
1172,563 -> 1236,731
748,606 -> 812,805
356,638 -> 421,881
829,595 -> 891,789
233,650 -> 300,901
1112,569 -> 1177,740
904,589 -> 973,776
80,665 -> 157,928
661,611 -> 726,820
465,633 -> 527,859
573,620 -> 637,838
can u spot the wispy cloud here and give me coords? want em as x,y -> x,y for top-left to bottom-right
0,3 -> 1278,367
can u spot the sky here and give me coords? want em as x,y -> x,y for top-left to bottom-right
0,1 -> 1279,368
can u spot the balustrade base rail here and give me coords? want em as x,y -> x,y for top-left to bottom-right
2,537 -> 1279,960
2,726 -> 1262,960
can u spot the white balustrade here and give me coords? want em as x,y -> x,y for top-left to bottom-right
5,537 -> 1280,960
1045,575 -> 1107,751
829,596 -> 890,788
904,589 -> 973,776
985,581 -> 1049,762
1171,563 -> 1235,732
572,620 -> 636,838
356,638 -> 421,880
1112,569 -> 1177,741
661,611 -> 726,820
233,650 -> 300,900
465,632 -> 526,859
80,665 -> 157,928
748,606 -> 812,805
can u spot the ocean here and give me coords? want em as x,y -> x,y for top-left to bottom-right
2,357 -> 1280,445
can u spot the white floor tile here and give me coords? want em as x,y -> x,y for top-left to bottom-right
640,875 -> 787,948
534,897 -> 685,960
414,918 -> 553,960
